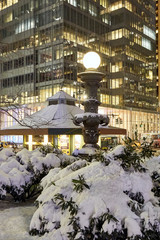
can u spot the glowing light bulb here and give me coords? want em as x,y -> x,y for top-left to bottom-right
83,51 -> 101,70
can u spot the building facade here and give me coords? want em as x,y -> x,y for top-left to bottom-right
0,0 -> 158,142
156,0 -> 160,107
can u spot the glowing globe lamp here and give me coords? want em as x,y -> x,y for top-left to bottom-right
83,51 -> 101,70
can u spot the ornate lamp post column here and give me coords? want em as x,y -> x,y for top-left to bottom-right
73,52 -> 109,150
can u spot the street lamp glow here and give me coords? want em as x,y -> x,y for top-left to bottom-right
83,52 -> 101,70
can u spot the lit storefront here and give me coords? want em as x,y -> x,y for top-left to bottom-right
0,128 -> 126,154
99,106 -> 160,141
23,133 -> 84,154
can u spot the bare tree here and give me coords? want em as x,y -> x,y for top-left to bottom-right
0,91 -> 81,130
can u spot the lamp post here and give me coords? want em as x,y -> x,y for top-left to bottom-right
73,52 -> 109,150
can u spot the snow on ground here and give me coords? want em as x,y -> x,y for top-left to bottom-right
0,206 -> 37,240
0,205 -> 67,240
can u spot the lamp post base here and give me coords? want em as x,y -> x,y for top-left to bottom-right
78,144 -> 100,157
82,143 -> 100,149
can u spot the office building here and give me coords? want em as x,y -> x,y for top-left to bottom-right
0,0 -> 158,143
106,0 -> 158,140
156,0 -> 160,107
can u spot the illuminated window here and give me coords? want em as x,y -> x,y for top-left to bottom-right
100,94 -> 110,104
100,0 -> 108,8
110,1 -> 122,12
134,34 -> 142,46
111,29 -> 123,40
68,0 -> 77,7
143,25 -> 156,40
146,70 -> 153,80
15,18 -> 35,34
89,3 -> 97,16
112,96 -> 120,105
124,1 -> 132,11
111,62 -> 123,72
102,14 -> 109,24
3,12 -> 12,23
79,0 -> 87,10
40,47 -> 52,63
111,78 -> 123,89
77,51 -> 83,64
0,0 -> 18,10
142,38 -> 151,50
55,49 -> 63,60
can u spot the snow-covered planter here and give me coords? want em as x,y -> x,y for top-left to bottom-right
0,147 -> 77,201
29,144 -> 160,240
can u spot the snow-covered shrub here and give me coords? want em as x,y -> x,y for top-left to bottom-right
0,148 -> 77,201
72,174 -> 90,193
113,138 -> 154,172
145,157 -> 160,202
82,149 -> 110,166
151,171 -> 160,198
140,140 -> 154,159
29,143 -> 160,240
0,149 -> 34,201
0,148 -> 14,163
0,169 -> 10,199
38,144 -> 62,155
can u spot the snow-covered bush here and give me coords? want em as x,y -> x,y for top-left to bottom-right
145,156 -> 160,201
38,144 -> 62,155
113,138 -> 154,172
0,147 -> 77,201
29,143 -> 160,240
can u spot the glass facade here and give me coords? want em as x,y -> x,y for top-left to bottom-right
156,0 -> 160,107
99,105 -> 160,140
0,0 -> 109,105
0,0 -> 159,139
109,0 -> 157,111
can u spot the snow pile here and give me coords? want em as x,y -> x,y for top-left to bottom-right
29,146 -> 160,239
